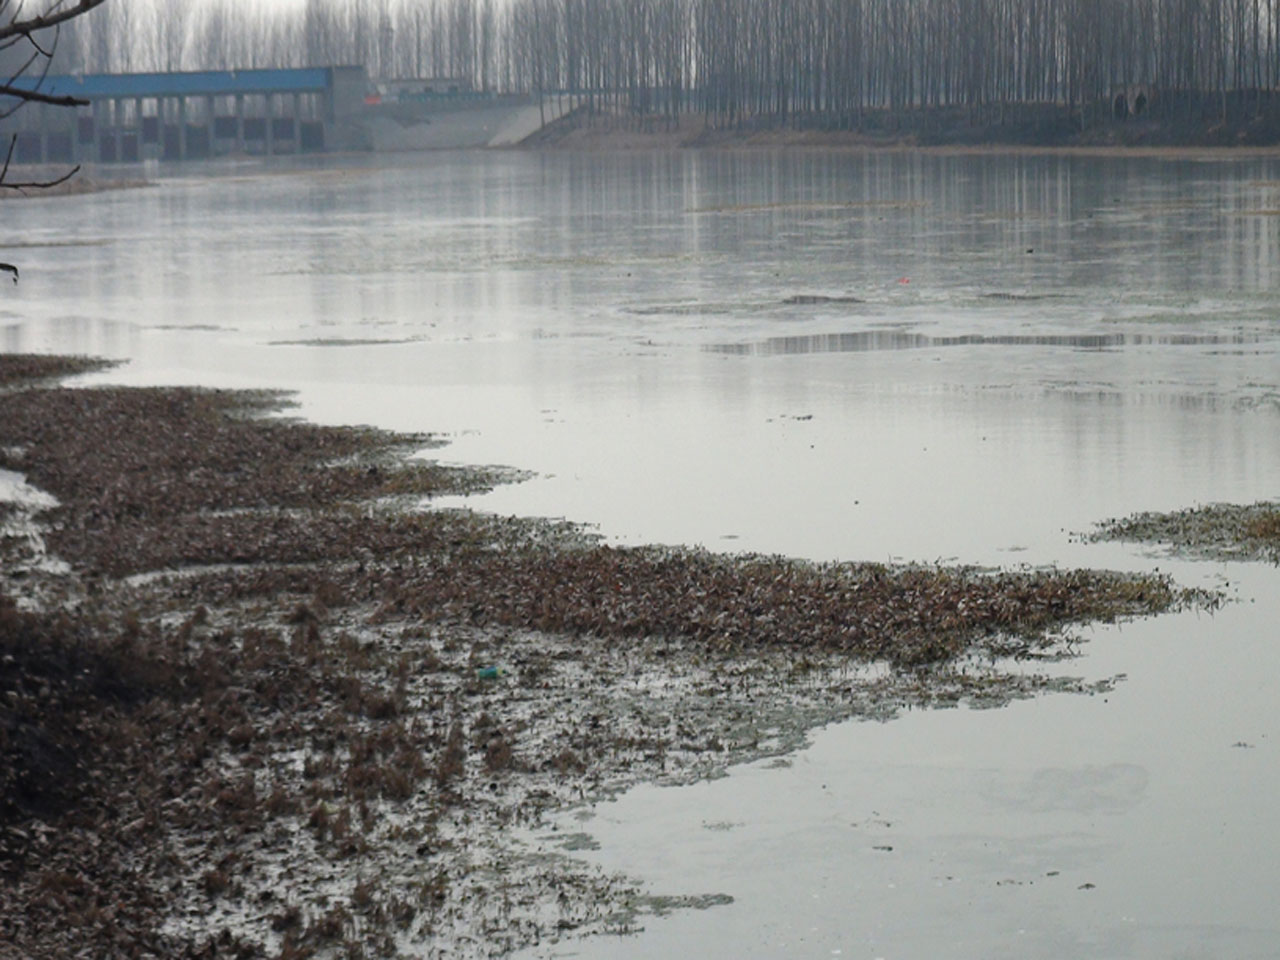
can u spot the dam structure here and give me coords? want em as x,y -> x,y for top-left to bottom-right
2,66 -> 581,163
1,66 -> 369,164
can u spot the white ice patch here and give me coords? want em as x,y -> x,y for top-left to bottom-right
1,468 -> 69,581
0,468 -> 59,511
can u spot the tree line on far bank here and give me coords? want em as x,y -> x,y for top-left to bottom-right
53,0 -> 1280,131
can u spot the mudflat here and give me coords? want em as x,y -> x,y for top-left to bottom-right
0,355 -> 1209,958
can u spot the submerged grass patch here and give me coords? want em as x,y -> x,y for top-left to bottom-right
1089,501 -> 1280,563
0,353 -> 114,387
0,357 -> 1209,958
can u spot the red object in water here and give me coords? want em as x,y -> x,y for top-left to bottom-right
897,277 -> 910,284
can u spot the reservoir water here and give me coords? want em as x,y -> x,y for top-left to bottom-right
3,149 -> 1278,957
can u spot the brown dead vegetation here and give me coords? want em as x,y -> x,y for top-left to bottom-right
0,354 -> 112,386
1091,501 -> 1280,564
0,354 -> 1206,958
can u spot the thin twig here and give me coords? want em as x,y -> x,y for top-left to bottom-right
25,27 -> 53,58
0,83 -> 86,108
4,47 -> 40,88
0,133 -> 16,184
0,163 -> 81,190
0,47 -> 41,119
0,0 -> 106,43
0,23 -> 61,119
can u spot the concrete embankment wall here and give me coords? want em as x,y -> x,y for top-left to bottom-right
361,95 -> 583,151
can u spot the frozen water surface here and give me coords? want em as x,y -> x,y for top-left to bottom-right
3,149 -> 1278,956
516,560 -> 1280,960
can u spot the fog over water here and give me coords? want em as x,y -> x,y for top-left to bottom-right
5,149 -> 1279,956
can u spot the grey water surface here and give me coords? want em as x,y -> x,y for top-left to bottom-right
3,149 -> 1279,958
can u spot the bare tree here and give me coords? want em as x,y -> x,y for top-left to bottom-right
0,0 -> 109,282
14,0 -> 1280,156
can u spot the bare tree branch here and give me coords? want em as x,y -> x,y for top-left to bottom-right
0,24 -> 76,121
3,46 -> 41,87
0,1 -> 104,286
24,23 -> 53,57
0,0 -> 106,42
0,128 -> 15,181
0,130 -> 81,191
0,162 -> 80,189
0,83 -> 87,107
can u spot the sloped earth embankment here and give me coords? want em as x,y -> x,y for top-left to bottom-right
0,354 -> 1209,959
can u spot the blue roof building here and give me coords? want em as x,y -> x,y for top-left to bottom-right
1,66 -> 369,163
15,68 -> 338,101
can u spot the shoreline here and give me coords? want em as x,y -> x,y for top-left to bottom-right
5,136 -> 1280,197
0,355 -> 1213,958
0,167 -> 150,201
518,112 -> 1280,160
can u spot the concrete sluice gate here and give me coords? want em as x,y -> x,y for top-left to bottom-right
0,66 -> 369,163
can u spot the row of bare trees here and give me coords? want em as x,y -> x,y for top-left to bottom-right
49,0 -> 1280,125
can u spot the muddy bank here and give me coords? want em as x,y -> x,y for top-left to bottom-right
0,168 -> 149,201
522,110 -> 1280,158
0,355 -> 1209,958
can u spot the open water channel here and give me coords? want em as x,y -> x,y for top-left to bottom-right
3,148 -> 1279,957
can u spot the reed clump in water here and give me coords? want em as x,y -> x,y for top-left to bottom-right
1091,501 -> 1280,563
0,353 -> 112,387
